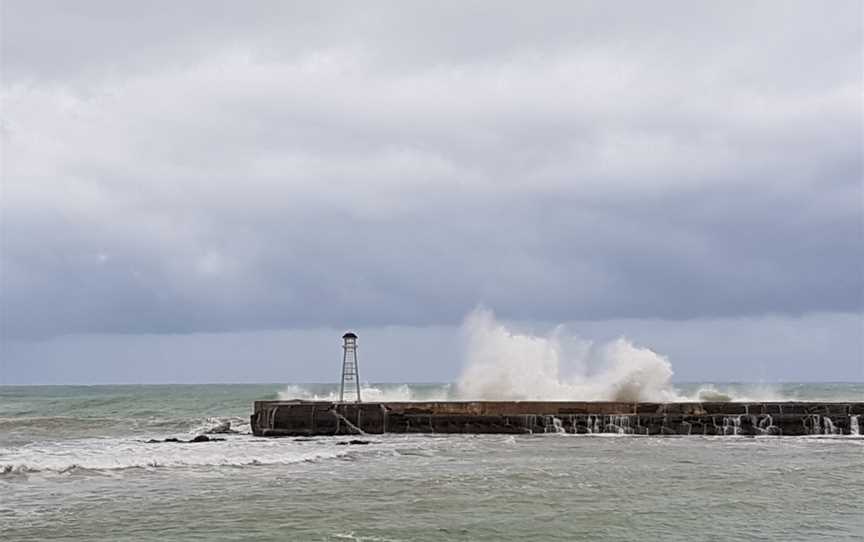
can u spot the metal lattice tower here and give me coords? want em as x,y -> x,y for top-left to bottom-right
339,332 -> 361,403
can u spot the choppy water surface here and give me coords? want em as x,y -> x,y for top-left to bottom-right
2,384 -> 863,541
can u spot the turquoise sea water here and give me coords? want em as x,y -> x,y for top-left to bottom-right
1,383 -> 863,541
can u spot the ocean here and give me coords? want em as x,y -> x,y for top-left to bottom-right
1,383 -> 863,541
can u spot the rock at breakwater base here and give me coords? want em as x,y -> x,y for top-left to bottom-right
146,435 -> 226,443
251,401 -> 864,437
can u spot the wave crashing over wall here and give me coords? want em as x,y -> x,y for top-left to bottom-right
280,308 -> 790,403
455,309 -> 684,402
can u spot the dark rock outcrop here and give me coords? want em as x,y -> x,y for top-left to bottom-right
146,435 -> 225,443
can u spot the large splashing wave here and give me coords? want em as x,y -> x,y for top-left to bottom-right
278,308 -> 789,403
454,308 -> 683,401
455,309 -> 790,402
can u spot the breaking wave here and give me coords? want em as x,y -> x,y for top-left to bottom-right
0,437 -> 360,476
455,308 -> 786,402
278,384 -> 452,402
188,416 -> 251,435
454,308 -> 681,401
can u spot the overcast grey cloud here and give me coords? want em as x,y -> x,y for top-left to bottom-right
1,1 -> 862,383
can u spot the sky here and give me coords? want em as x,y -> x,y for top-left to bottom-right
1,1 -> 862,385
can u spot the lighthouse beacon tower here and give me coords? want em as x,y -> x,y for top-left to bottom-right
339,332 -> 361,403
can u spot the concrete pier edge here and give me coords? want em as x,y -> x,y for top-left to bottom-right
252,401 -> 864,437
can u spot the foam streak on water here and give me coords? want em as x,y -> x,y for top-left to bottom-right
0,435 -> 366,475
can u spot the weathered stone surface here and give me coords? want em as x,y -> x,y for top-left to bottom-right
251,401 -> 864,437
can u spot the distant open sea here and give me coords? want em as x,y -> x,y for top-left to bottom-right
2,383 -> 863,541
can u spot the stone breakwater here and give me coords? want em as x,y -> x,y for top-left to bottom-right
252,401 -> 864,437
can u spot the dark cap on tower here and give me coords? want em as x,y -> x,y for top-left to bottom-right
342,332 -> 358,339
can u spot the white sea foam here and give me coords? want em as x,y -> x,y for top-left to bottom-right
278,384 -> 451,402
188,416 -> 252,435
688,384 -> 788,403
0,435 -> 359,476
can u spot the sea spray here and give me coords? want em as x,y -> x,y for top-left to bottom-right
276,309 -> 790,403
278,384 -> 452,402
454,308 -> 682,402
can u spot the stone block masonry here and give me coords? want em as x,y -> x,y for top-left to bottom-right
252,401 -> 864,437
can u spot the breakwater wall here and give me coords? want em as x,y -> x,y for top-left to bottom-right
252,401 -> 864,437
